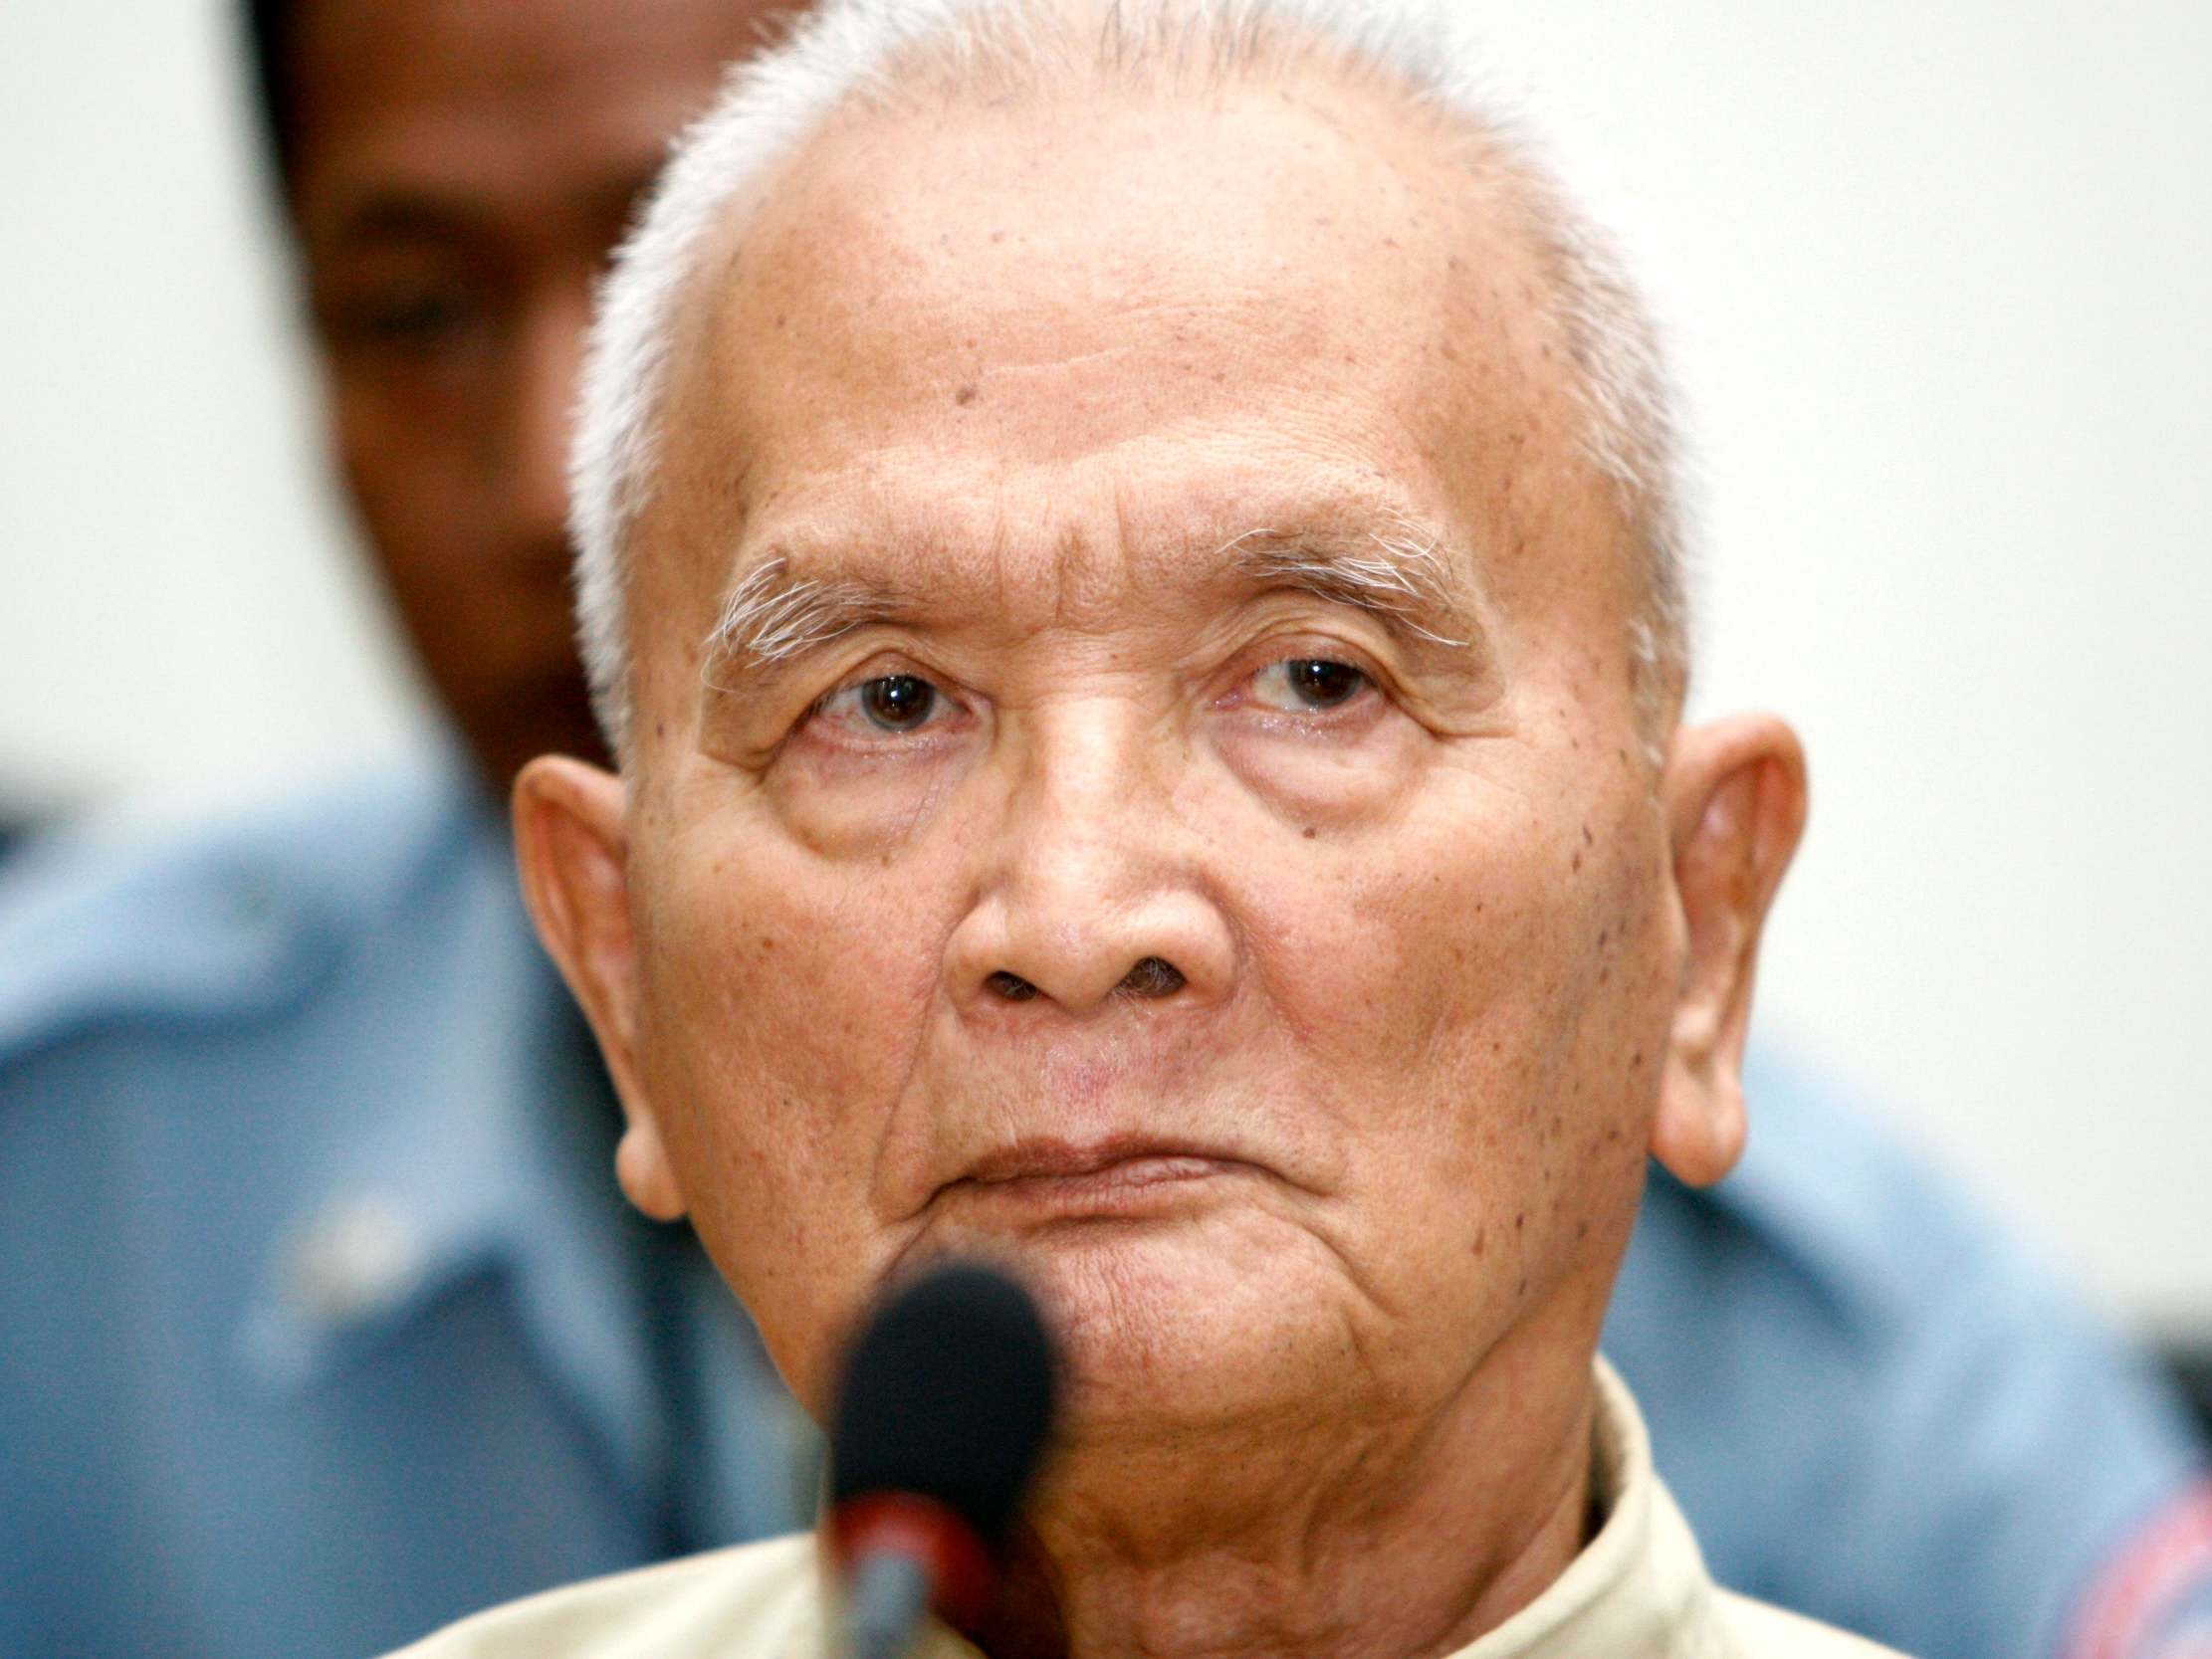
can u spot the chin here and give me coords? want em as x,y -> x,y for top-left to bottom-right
994,1214 -> 1386,1443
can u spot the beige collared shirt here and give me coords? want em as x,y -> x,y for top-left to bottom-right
387,1362 -> 1907,1659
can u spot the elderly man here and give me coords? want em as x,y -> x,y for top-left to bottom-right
395,0 -> 1897,1651
3,0 -> 2205,1655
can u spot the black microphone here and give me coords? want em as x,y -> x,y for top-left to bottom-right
826,1261 -> 1058,1659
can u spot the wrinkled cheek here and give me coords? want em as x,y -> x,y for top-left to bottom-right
1311,804 -> 1661,1323
632,860 -> 944,1378
1290,832 -> 1560,1102
1495,833 -> 1674,1295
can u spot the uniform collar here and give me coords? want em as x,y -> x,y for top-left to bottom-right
236,780 -> 671,1500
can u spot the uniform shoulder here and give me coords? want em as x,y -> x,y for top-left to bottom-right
0,747 -> 481,1061
385,1535 -> 820,1659
1688,1042 -> 2030,1324
1617,1048 -> 2203,1659
1713,1589 -> 1913,1657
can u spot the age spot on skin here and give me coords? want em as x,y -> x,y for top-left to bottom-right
955,384 -> 979,406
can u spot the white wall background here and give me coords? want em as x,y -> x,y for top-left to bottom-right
0,1 -> 427,812
1,2 -> 2206,1325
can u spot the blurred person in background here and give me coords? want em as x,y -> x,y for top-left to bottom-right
0,1 -> 2203,1656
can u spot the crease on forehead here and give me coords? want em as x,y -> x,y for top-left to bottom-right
583,0 -> 1688,767
642,71 -> 1625,732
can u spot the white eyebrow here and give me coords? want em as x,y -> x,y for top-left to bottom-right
1219,520 -> 1474,650
700,555 -> 912,673
697,512 -> 1479,707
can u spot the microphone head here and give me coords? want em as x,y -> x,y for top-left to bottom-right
829,1260 -> 1058,1552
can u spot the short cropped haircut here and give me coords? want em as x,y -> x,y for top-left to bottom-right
239,0 -> 298,180
570,0 -> 1693,758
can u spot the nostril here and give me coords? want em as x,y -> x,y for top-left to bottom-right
1117,956 -> 1186,999
987,970 -> 1040,1002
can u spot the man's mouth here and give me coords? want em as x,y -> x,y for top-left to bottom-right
944,1137 -> 1254,1220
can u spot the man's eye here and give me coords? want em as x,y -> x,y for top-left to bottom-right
817,674 -> 946,734
1250,658 -> 1370,713
373,293 -> 476,342
324,287 -> 489,355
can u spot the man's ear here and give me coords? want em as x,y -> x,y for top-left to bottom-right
512,756 -> 686,1222
1651,714 -> 1809,1188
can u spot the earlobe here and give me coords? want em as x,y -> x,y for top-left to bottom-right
1650,715 -> 1809,1188
614,1118 -> 687,1223
513,756 -> 688,1223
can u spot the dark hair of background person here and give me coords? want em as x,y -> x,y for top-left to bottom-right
241,0 -> 295,179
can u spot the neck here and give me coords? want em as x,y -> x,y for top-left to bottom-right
977,1329 -> 1601,1659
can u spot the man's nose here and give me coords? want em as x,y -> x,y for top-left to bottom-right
944,708 -> 1237,1018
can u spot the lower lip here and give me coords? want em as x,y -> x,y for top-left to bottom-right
957,1155 -> 1241,1220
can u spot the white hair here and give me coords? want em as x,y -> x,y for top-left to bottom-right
569,0 -> 1691,758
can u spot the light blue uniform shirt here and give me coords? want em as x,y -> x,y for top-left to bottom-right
1,749 -> 2203,1659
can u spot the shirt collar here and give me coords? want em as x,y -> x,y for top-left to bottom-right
862,1360 -> 1721,1659
236,783 -> 671,1498
1451,1358 -> 1718,1657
